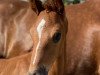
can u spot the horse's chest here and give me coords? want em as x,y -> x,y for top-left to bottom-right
66,26 -> 99,75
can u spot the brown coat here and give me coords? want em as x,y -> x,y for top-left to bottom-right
0,0 -> 37,58
65,0 -> 100,74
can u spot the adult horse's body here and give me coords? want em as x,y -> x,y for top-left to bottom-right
0,0 -> 37,58
65,0 -> 100,74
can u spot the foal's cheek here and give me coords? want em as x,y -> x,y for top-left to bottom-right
41,46 -> 57,64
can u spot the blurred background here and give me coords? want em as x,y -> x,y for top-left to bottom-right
63,0 -> 86,5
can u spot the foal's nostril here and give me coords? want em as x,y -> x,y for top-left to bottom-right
37,66 -> 48,75
32,71 -> 47,75
33,72 -> 36,75
33,72 -> 40,75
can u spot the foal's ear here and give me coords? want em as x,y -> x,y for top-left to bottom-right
29,0 -> 44,14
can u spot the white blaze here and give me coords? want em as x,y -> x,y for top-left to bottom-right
33,19 -> 46,64
37,19 -> 46,39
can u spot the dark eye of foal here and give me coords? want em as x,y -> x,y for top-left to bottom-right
53,32 -> 61,43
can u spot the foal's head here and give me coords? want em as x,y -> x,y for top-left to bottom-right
29,0 -> 68,75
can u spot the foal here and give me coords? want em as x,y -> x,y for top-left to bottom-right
28,0 -> 68,75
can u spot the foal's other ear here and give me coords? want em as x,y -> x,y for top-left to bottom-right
29,0 -> 44,14
29,0 -> 38,14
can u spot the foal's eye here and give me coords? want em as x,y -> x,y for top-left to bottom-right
53,32 -> 61,43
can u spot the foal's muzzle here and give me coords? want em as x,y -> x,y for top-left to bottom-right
29,66 -> 48,75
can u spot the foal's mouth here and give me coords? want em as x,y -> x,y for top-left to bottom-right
29,65 -> 48,75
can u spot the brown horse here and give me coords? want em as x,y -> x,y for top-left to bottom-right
0,0 -> 37,58
65,0 -> 100,75
28,0 -> 68,75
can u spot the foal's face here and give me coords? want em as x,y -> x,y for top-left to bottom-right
29,10 -> 67,75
